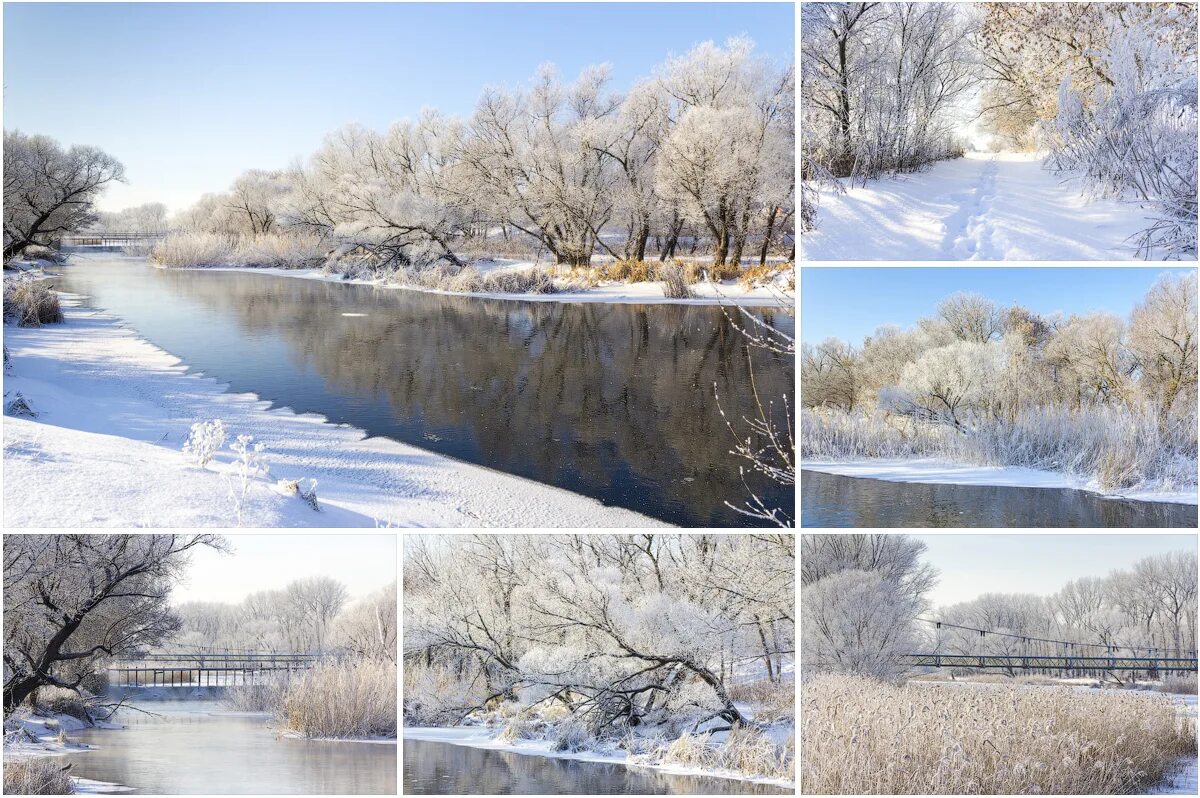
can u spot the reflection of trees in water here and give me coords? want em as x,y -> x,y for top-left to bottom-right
155,270 -> 795,526
402,739 -> 790,795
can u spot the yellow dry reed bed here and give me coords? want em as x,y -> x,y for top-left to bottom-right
801,674 -> 1195,795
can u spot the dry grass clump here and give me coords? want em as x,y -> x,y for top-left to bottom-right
740,261 -> 793,289
801,674 -> 1196,795
601,259 -> 652,283
728,678 -> 795,723
4,278 -> 63,327
480,267 -> 557,294
233,233 -> 326,269
225,675 -> 290,712
280,660 -> 396,738
3,758 -> 74,795
654,726 -> 793,781
1156,674 -> 1198,694
656,262 -> 694,299
151,232 -> 235,267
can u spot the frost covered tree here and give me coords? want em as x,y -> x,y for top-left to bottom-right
895,340 -> 1002,428
1128,272 -> 1197,434
404,534 -> 793,733
93,202 -> 167,234
3,534 -> 225,714
3,131 -> 125,259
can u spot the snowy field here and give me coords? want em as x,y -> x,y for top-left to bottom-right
801,154 -> 1157,261
187,259 -> 794,307
3,296 -> 668,528
801,459 -> 1199,505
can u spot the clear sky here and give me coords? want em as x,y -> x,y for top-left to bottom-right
171,534 -> 396,606
913,534 -> 1197,609
2,2 -> 794,212
801,267 -> 1199,345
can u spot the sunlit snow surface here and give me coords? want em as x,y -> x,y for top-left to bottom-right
801,153 -> 1169,261
802,459 -> 1198,505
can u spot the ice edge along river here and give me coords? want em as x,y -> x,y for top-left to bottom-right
403,726 -> 796,791
3,293 -> 669,528
802,459 -> 1199,506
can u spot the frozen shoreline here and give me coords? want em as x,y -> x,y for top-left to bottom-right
178,262 -> 795,307
403,726 -> 795,790
802,458 -> 1199,505
3,296 -> 669,528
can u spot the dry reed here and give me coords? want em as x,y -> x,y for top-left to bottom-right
279,659 -> 396,738
3,758 -> 74,795
801,674 -> 1195,795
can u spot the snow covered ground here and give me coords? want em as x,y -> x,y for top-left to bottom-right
3,296 -> 668,527
189,259 -> 794,307
403,725 -> 795,790
801,153 -> 1160,261
802,458 -> 1199,505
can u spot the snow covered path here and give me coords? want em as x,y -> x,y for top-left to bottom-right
802,154 -> 1157,260
2,298 -> 668,528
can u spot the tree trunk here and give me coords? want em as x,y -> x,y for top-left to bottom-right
759,206 -> 780,267
632,218 -> 650,262
4,677 -> 41,716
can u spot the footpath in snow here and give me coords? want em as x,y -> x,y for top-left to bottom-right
801,459 -> 1199,505
2,296 -> 668,528
801,153 -> 1157,260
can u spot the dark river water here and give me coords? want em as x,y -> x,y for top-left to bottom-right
403,738 -> 790,795
66,700 -> 395,794
56,257 -> 794,527
801,469 -> 1198,527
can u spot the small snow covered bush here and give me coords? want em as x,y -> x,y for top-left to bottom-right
1156,675 -> 1198,695
151,232 -> 236,268
480,267 -> 557,294
5,392 -> 37,418
182,419 -> 227,468
3,278 -> 62,327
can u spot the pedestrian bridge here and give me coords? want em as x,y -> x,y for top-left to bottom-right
60,231 -> 165,248
107,652 -> 320,687
903,653 -> 1198,673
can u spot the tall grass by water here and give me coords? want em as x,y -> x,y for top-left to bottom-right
801,406 -> 1198,493
3,278 -> 63,327
3,758 -> 74,795
801,674 -> 1195,795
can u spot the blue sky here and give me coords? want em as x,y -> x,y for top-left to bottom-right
913,534 -> 1197,608
802,267 -> 1198,345
3,2 -> 794,212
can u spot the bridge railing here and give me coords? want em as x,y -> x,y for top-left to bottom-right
903,653 -> 1198,673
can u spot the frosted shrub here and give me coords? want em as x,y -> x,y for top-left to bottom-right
151,232 -> 235,267
182,419 -> 227,467
802,674 -> 1196,794
226,434 -> 269,526
480,267 -> 557,294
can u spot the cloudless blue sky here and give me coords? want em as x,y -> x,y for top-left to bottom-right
802,267 -> 1198,345
3,2 -> 794,212
912,534 -> 1197,608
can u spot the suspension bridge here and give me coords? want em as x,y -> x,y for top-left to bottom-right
903,617 -> 1197,675
107,650 -> 321,687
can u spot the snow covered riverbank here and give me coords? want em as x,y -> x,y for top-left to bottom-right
182,259 -> 794,307
404,725 -> 795,790
801,153 -> 1163,261
802,459 -> 1199,505
3,296 -> 668,527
